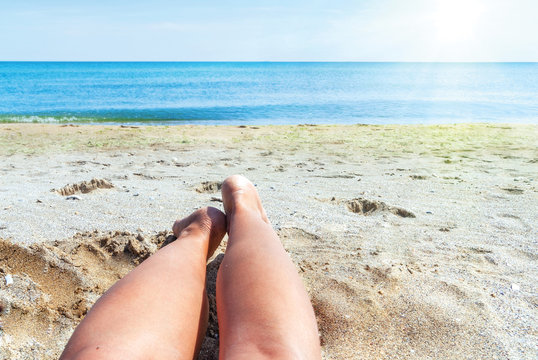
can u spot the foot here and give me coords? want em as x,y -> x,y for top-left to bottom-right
221,175 -> 269,225
172,207 -> 226,259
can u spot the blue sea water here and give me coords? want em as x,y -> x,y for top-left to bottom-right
0,62 -> 536,125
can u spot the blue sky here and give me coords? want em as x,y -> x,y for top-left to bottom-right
1,0 -> 537,61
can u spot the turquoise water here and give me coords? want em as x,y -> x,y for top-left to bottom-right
0,62 -> 536,125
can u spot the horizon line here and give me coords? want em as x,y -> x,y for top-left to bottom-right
1,60 -> 537,63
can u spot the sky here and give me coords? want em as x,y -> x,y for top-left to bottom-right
1,0 -> 537,61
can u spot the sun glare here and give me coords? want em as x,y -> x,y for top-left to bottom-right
434,0 -> 484,43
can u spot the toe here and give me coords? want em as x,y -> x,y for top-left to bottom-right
172,207 -> 226,259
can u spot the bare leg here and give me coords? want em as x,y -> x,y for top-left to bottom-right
217,175 -> 321,359
61,207 -> 226,360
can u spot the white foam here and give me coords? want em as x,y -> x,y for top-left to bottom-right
1,115 -> 81,123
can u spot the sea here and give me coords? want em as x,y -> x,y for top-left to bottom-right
0,62 -> 536,125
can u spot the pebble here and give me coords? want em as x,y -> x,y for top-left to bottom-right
1,334 -> 12,344
4,274 -> 13,286
511,283 -> 520,291
66,195 -> 81,200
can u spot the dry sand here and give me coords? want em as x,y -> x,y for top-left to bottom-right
0,123 -> 536,359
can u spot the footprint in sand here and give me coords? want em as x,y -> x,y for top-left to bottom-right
491,213 -> 530,231
195,181 -> 223,194
52,178 -> 114,196
324,197 -> 415,218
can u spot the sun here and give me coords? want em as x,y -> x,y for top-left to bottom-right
433,0 -> 484,43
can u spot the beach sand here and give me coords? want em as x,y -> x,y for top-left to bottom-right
0,123 -> 536,359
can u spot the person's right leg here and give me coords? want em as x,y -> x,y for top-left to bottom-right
217,175 -> 321,359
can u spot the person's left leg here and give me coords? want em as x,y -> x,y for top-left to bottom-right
60,207 -> 226,360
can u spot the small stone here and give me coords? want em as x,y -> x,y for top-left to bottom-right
511,283 -> 520,291
133,193 -> 139,197
5,274 -> 13,286
2,334 -> 12,344
66,195 -> 81,200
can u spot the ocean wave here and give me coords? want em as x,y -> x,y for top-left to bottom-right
0,115 -> 88,123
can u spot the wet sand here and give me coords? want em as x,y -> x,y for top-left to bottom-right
0,123 -> 537,359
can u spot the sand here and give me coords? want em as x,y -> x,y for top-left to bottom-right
0,123 -> 536,359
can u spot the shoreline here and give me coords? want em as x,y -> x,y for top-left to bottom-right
2,116 -> 537,125
1,123 -> 536,359
1,122 -> 536,155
